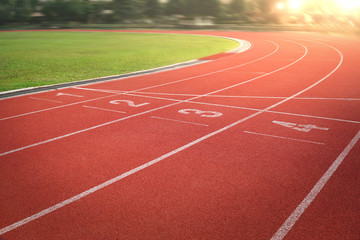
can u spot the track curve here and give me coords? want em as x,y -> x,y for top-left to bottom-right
0,30 -> 359,240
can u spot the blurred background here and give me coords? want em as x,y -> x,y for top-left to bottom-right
0,0 -> 359,32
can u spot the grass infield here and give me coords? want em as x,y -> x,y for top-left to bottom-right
0,31 -> 239,92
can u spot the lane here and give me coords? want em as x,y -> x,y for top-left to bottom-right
1,30 -> 359,239
282,142 -> 360,240
3,112 -> 357,239
274,39 -> 360,123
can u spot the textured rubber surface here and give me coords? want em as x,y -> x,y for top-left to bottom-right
0,30 -> 359,240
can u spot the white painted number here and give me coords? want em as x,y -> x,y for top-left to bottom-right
56,93 -> 83,97
178,109 -> 223,118
109,100 -> 149,108
272,120 -> 329,133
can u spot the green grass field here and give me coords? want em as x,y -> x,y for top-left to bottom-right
0,31 -> 239,92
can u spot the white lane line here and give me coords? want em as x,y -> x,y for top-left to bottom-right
271,130 -> 360,240
74,87 -> 122,94
0,40 -> 276,121
28,97 -> 63,103
132,92 -> 360,101
127,92 -> 360,124
0,94 -> 120,121
263,59 -> 297,61
293,97 -> 360,101
243,131 -> 325,145
151,116 -> 208,127
82,105 -> 126,114
0,39 -> 344,235
0,100 -> 183,157
124,40 -> 279,94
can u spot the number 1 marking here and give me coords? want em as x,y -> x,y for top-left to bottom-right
56,93 -> 83,98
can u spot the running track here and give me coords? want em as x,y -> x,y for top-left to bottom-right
1,30 -> 359,240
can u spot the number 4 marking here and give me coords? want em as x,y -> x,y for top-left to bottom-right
272,120 -> 329,133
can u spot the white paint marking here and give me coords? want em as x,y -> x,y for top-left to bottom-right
28,97 -> 63,104
0,100 -> 183,157
56,93 -> 83,98
128,91 -> 360,101
243,131 -> 325,145
294,97 -> 360,101
264,59 -> 296,61
82,105 -> 126,114
178,109 -> 223,118
0,94 -> 120,121
73,87 -> 122,94
271,130 -> 360,240
109,100 -> 149,108
0,39 -> 345,234
127,92 -> 360,125
151,116 -> 209,127
272,120 -> 329,133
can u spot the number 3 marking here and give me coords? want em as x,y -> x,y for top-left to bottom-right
109,100 -> 149,107
178,109 -> 223,118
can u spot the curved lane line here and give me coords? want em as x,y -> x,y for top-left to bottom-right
271,130 -> 360,240
269,40 -> 352,240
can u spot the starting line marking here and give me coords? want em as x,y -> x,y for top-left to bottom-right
127,91 -> 360,101
82,105 -> 126,114
56,93 -> 83,98
126,92 -> 360,125
29,97 -> 63,104
243,131 -> 325,145
271,130 -> 360,240
151,116 -> 209,127
0,94 -> 121,121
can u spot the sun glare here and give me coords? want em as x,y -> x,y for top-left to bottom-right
288,0 -> 302,10
335,0 -> 360,10
277,2 -> 285,10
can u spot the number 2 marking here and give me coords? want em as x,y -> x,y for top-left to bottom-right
109,100 -> 149,108
178,109 -> 223,118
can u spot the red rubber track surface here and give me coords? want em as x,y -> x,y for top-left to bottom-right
0,30 -> 359,240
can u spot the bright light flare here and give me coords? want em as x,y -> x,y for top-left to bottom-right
277,3 -> 285,10
288,0 -> 302,10
335,0 -> 360,10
